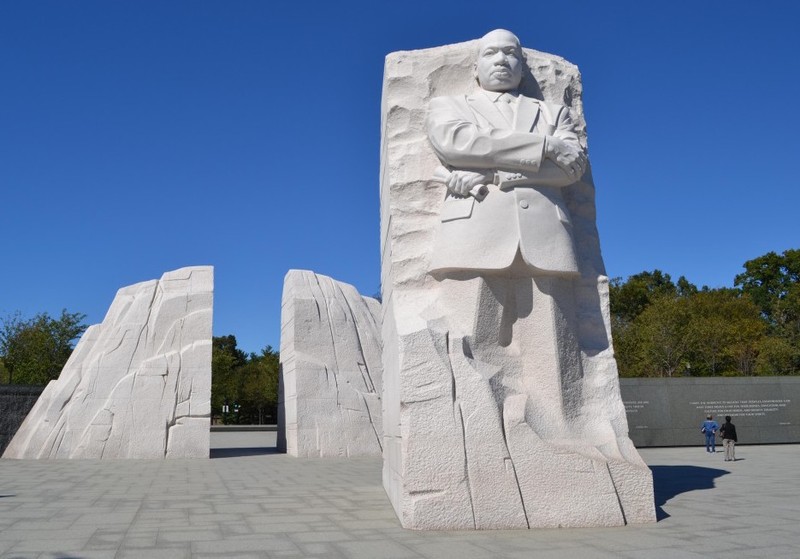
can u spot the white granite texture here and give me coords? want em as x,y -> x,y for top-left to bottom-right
3,266 -> 213,459
278,270 -> 383,457
380,35 -> 656,529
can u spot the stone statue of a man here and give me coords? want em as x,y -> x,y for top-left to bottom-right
380,29 -> 655,529
428,29 -> 587,274
425,29 -> 591,441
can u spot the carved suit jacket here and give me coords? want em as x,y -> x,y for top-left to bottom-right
426,90 -> 584,275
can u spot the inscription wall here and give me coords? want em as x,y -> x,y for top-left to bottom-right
620,377 -> 800,447
0,385 -> 45,454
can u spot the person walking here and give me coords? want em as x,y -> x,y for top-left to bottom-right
719,416 -> 738,461
701,415 -> 719,453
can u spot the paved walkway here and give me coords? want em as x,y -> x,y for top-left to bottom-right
1,433 -> 797,558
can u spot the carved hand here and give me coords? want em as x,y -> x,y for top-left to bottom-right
545,136 -> 588,180
446,170 -> 491,197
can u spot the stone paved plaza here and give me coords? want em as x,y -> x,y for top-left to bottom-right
1,432 -> 798,558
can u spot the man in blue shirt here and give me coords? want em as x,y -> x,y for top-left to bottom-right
701,415 -> 719,453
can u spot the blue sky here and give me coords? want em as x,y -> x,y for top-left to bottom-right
2,1 -> 798,354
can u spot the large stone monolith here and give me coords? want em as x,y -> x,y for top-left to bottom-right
380,31 -> 656,529
3,266 -> 213,459
278,270 -> 383,457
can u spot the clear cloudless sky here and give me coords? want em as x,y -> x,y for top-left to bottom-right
1,1 -> 798,354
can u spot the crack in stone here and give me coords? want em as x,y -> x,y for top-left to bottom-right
500,398 -> 530,528
606,462 -> 628,526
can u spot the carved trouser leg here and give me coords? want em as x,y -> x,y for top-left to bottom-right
434,264 -> 632,528
436,258 -> 584,442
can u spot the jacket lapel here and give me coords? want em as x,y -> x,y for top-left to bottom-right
467,92 -> 510,130
513,96 -> 541,133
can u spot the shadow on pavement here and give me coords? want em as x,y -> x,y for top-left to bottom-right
210,447 -> 282,458
650,465 -> 729,521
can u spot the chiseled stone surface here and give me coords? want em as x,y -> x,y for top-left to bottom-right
2,266 -> 213,459
278,270 -> 383,457
380,34 -> 655,529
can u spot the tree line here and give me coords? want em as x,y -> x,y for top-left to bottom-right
2,248 -> 797,417
611,249 -> 799,377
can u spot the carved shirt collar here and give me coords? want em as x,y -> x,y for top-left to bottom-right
482,89 -> 520,103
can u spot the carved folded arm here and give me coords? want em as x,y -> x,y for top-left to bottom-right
538,107 -> 588,186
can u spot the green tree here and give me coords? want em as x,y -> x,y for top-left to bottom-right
620,294 -> 692,377
213,335 -> 248,366
735,249 -> 800,333
610,271 -> 699,377
211,335 -> 246,421
755,336 -> 799,375
610,270 -> 680,325
676,276 -> 699,297
0,310 -> 87,385
237,348 -> 280,424
684,290 -> 765,376
735,249 -> 800,374
211,335 -> 280,424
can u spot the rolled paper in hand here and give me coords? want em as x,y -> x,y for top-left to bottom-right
469,183 -> 489,201
432,166 -> 488,201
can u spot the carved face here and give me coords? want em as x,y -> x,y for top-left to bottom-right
475,30 -> 523,92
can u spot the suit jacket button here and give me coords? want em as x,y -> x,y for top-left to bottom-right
519,200 -> 529,209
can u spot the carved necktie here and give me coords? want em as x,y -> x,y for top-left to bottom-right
495,93 -> 516,125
